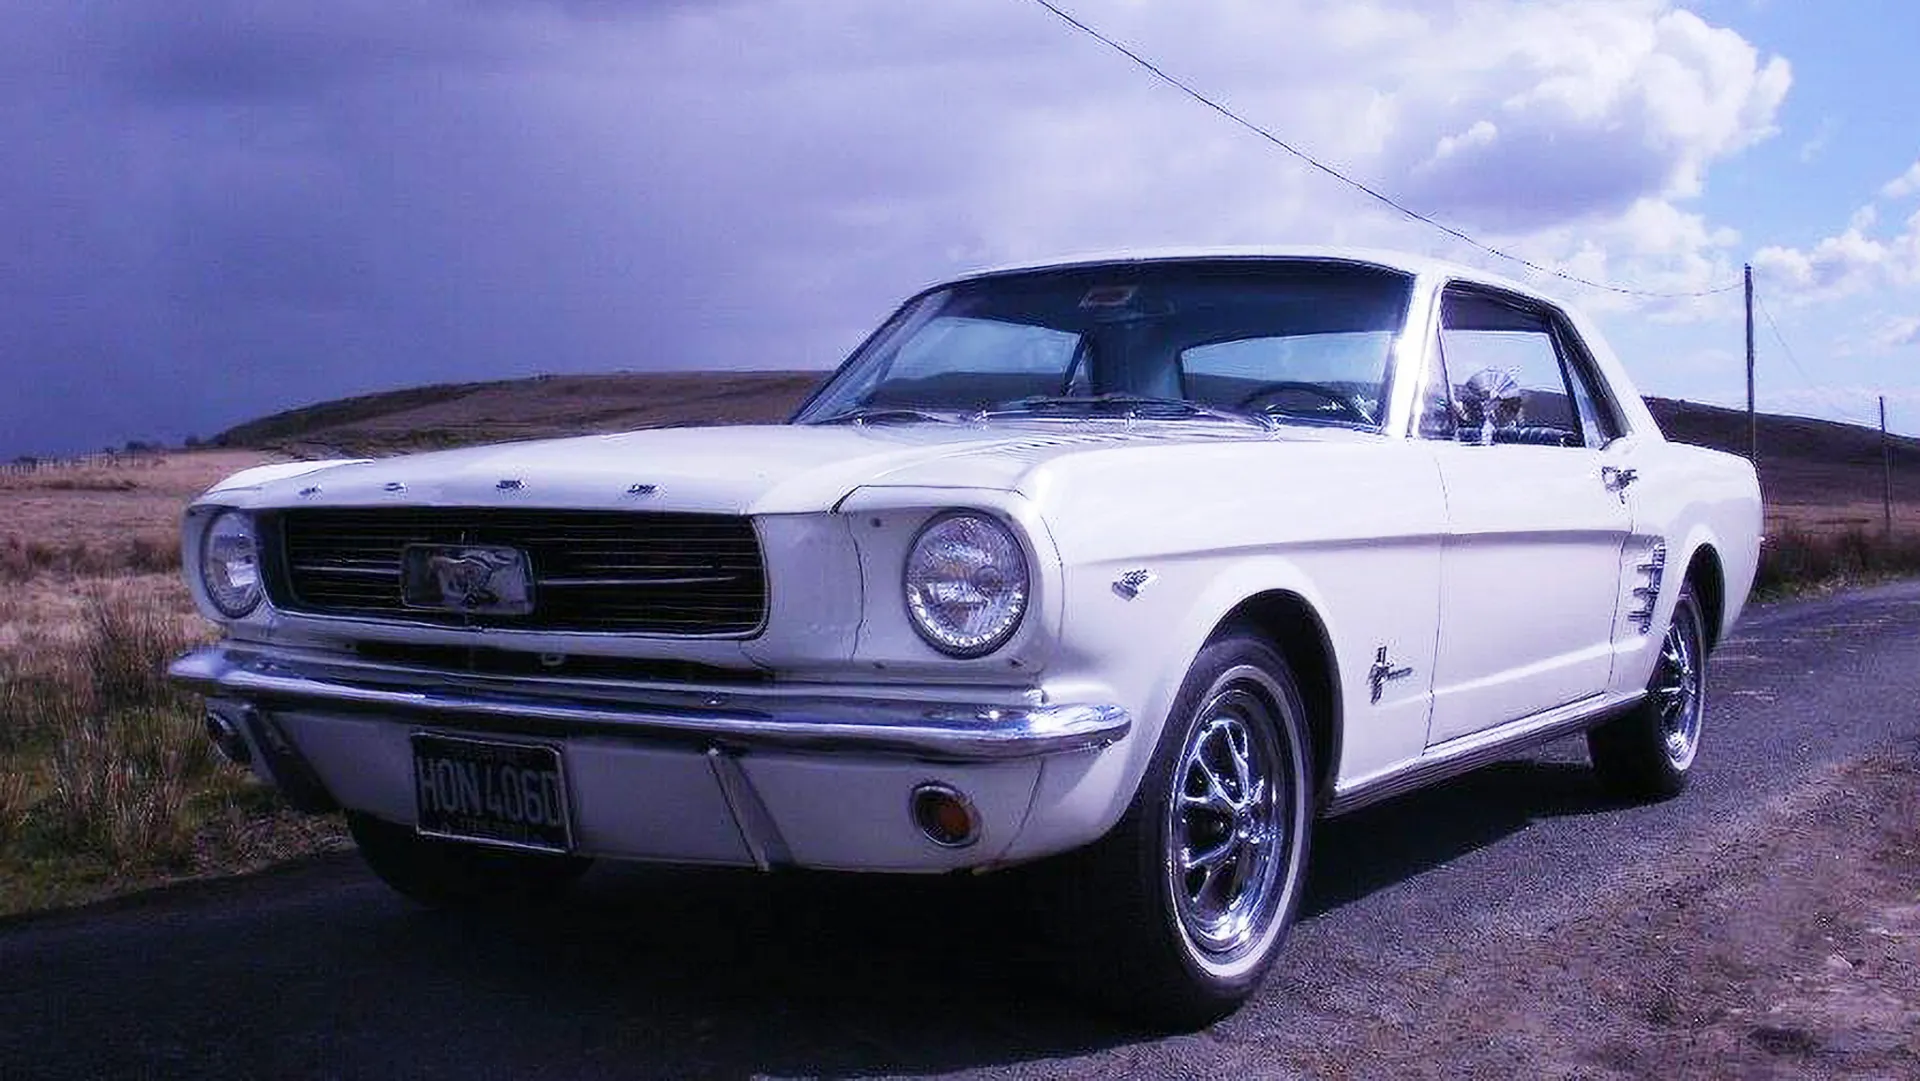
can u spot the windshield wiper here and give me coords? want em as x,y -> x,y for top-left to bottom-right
810,406 -> 961,426
985,393 -> 1274,430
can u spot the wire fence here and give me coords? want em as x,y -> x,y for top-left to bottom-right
0,451 -> 172,475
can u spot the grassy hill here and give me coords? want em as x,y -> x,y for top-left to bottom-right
215,371 -> 825,456
1647,398 -> 1920,533
215,372 -> 1920,534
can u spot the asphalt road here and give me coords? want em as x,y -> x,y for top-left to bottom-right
5,582 -> 1920,1080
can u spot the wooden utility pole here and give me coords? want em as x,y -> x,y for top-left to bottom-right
1744,264 -> 1756,463
1882,395 -> 1893,536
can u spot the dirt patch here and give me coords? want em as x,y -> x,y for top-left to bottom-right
1285,751 -> 1920,1079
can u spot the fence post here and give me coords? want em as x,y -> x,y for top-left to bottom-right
1882,395 -> 1893,537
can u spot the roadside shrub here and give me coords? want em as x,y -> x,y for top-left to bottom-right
38,706 -> 214,867
0,769 -> 30,849
0,669 -> 89,752
125,534 -> 179,574
0,534 -> 180,582
82,588 -> 191,713
3,590 -> 210,868
1756,528 -> 1920,595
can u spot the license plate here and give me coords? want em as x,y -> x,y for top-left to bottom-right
412,733 -> 573,853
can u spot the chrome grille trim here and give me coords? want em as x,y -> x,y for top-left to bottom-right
266,508 -> 768,636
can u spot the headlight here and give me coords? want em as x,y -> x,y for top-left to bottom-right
904,512 -> 1029,657
200,510 -> 263,618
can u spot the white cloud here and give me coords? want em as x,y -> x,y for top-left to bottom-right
1752,206 -> 1920,300
1881,160 -> 1920,200
1798,116 -> 1834,162
1872,315 -> 1920,350
1750,157 -> 1920,302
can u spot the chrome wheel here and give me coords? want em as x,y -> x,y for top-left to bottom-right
1163,666 -> 1301,971
1588,584 -> 1710,802
1652,598 -> 1704,770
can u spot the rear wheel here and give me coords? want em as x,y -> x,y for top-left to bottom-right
347,812 -> 592,908
1588,584 -> 1708,801
1054,631 -> 1314,1029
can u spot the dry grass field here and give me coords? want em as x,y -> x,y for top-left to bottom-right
2,375 -> 1917,914
0,450 -> 347,915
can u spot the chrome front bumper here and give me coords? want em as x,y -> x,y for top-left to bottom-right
166,644 -> 1130,763
171,643 -> 1132,871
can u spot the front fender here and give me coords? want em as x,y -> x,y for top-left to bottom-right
1006,554 -> 1352,861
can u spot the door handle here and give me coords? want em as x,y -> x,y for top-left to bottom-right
1601,466 -> 1638,491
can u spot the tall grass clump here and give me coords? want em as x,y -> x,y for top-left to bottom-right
82,586 -> 190,714
4,589 -> 216,869
1756,527 -> 1920,596
0,770 -> 30,849
0,668 -> 90,752
40,706 -> 216,866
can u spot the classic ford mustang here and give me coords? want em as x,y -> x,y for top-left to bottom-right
168,248 -> 1760,1025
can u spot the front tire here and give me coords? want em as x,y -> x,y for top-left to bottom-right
347,812 -> 592,908
1588,583 -> 1708,801
1057,631 -> 1314,1029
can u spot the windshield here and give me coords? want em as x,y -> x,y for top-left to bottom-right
793,260 -> 1415,430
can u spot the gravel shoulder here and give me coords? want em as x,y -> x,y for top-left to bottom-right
1264,748 -> 1920,1080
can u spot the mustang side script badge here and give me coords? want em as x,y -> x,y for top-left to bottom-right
400,544 -> 534,615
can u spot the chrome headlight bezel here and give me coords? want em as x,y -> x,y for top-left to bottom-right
199,509 -> 264,619
902,511 -> 1031,658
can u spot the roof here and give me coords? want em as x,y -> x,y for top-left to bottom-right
952,245 -> 1558,304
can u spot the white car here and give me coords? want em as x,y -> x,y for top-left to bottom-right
169,248 -> 1760,1025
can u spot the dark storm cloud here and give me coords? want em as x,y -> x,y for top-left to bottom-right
0,0 -> 1787,458
0,0 -> 904,456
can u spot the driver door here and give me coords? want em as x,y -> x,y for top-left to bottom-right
1420,286 -> 1632,746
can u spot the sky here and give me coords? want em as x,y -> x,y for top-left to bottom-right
4,0 -> 1919,458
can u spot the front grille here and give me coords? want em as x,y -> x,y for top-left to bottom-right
350,641 -> 771,684
267,508 -> 767,636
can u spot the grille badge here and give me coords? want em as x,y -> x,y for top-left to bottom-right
400,545 -> 534,615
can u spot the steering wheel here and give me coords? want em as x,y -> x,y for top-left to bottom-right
1235,381 -> 1374,425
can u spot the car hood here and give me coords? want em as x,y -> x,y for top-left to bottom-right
207,421 -> 1373,515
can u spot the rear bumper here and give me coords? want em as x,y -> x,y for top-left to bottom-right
167,644 -> 1131,871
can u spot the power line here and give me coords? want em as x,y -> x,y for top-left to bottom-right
1024,0 -> 1744,300
1753,287 -> 1875,426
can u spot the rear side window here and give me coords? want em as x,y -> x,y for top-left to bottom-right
1433,288 -> 1620,448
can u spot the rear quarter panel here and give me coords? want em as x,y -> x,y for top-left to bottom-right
1608,438 -> 1761,695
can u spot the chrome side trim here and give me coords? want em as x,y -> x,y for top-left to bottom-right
1627,541 -> 1668,635
168,645 -> 1131,764
1325,690 -> 1644,816
706,748 -> 793,871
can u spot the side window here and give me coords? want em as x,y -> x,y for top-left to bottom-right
1438,289 -> 1593,448
1415,328 -> 1457,440
1553,323 -> 1623,446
